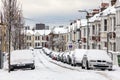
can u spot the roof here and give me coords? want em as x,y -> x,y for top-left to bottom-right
34,30 -> 51,35
89,13 -> 101,23
26,30 -> 51,35
81,19 -> 87,26
53,27 -> 68,34
89,6 -> 116,23
102,6 -> 116,16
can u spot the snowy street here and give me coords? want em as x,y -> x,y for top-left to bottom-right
0,49 -> 120,80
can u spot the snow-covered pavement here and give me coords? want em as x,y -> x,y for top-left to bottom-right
0,49 -> 120,80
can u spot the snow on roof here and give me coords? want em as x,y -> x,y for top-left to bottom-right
102,6 -> 116,16
34,30 -> 51,35
53,27 -> 68,34
81,19 -> 87,26
89,6 -> 116,23
26,30 -> 34,35
89,13 -> 101,22
26,30 -> 51,35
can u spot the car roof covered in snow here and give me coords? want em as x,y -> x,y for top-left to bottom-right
73,49 -> 87,57
11,50 -> 34,61
86,49 -> 112,62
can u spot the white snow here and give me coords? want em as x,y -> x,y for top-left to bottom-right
73,49 -> 87,62
53,27 -> 68,34
89,13 -> 101,23
102,6 -> 116,16
86,50 -> 112,62
81,19 -> 87,26
26,30 -> 51,36
1,49 -> 120,80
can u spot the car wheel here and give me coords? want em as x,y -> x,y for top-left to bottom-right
81,61 -> 85,69
10,66 -> 14,71
31,65 -> 35,70
10,68 -> 14,71
108,69 -> 112,71
86,61 -> 90,70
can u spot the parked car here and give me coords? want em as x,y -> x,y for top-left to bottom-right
34,46 -> 43,49
42,48 -> 52,56
69,51 -> 76,66
72,49 -> 87,66
63,52 -> 70,63
10,50 -> 35,71
81,49 -> 113,71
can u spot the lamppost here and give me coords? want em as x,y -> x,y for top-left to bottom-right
78,10 -> 89,49
32,28 -> 35,48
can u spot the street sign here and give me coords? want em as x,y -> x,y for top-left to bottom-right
69,45 -> 72,49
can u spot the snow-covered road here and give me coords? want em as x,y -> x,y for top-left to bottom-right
0,49 -> 120,80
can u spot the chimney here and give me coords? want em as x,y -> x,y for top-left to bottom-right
101,3 -> 109,11
92,9 -> 100,16
111,0 -> 116,6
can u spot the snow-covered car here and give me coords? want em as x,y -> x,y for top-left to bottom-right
34,46 -> 43,49
69,51 -> 75,66
62,52 -> 70,63
10,50 -> 35,71
82,49 -> 113,70
72,49 -> 87,66
42,48 -> 52,55
57,52 -> 64,61
50,51 -> 59,60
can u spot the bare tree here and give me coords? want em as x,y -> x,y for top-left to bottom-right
2,0 -> 24,50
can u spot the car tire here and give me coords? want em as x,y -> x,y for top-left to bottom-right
31,65 -> 35,70
86,61 -> 90,70
101,69 -> 105,71
81,61 -> 85,69
10,66 -> 14,71
108,69 -> 112,71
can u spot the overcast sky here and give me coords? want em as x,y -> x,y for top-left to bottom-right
0,0 -> 109,27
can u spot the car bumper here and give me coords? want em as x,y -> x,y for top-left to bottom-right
89,62 -> 112,70
10,63 -> 35,69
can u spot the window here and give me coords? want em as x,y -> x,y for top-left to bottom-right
98,45 -> 101,49
113,17 -> 116,30
92,25 -> 95,34
35,36 -> 37,40
84,45 -> 86,49
84,28 -> 86,36
35,43 -> 37,47
30,43 -> 31,46
38,43 -> 40,46
92,43 -> 95,49
117,55 -> 120,66
105,42 -> 107,47
104,19 -> 107,31
113,43 -> 116,51
27,36 -> 31,40
38,36 -> 40,40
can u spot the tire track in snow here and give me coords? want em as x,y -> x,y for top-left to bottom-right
35,49 -> 58,72
96,72 -> 113,80
38,50 -> 83,72
39,51 -> 84,72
